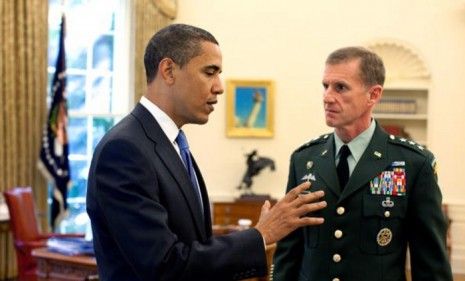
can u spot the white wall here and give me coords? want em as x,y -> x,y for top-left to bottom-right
173,0 -> 465,272
175,0 -> 465,203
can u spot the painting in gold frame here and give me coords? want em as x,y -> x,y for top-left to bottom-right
226,79 -> 274,138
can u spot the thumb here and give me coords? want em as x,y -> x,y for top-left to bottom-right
259,200 -> 271,220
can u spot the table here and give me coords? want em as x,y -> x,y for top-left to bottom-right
32,231 -> 275,281
0,218 -> 8,232
31,248 -> 98,281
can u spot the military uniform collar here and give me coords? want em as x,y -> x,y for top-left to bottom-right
334,119 -> 376,164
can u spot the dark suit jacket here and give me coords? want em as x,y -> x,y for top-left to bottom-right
273,123 -> 452,281
87,104 -> 267,281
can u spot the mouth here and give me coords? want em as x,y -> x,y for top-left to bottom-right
325,108 -> 338,114
207,100 -> 217,111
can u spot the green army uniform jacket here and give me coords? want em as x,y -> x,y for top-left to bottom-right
273,123 -> 452,281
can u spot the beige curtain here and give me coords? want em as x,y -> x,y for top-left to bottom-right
0,1 -> 48,280
0,0 -> 177,278
134,0 -> 178,102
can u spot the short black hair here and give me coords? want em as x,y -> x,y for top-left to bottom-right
326,46 -> 385,86
144,24 -> 219,83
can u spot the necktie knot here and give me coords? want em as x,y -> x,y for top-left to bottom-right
176,130 -> 189,150
339,145 -> 351,161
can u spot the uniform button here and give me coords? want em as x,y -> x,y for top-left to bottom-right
333,253 -> 341,262
332,278 -> 340,281
384,210 -> 391,217
334,230 -> 343,239
336,206 -> 345,215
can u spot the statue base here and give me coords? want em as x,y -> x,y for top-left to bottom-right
236,193 -> 273,202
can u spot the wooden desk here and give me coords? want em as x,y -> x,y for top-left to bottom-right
32,244 -> 272,281
0,218 -> 9,232
32,248 -> 98,281
213,197 -> 276,226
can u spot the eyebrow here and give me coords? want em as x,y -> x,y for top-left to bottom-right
323,78 -> 348,84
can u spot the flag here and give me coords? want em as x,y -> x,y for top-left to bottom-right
38,15 -> 70,231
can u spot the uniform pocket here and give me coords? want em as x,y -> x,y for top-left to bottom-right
360,194 -> 407,254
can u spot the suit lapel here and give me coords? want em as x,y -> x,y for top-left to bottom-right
131,104 -> 208,240
314,135 -> 340,197
339,125 -> 391,202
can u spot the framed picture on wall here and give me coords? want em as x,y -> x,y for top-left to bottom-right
226,79 -> 274,138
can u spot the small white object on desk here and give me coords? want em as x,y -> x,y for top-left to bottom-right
0,202 -> 9,221
237,218 -> 252,230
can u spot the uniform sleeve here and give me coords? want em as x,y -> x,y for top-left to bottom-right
408,153 -> 453,281
273,153 -> 304,281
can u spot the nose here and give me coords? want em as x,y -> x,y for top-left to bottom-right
323,88 -> 335,103
213,77 -> 224,95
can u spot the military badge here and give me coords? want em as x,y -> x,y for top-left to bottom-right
391,161 -> 405,167
301,172 -> 316,182
306,161 -> 313,169
381,196 -> 394,208
377,228 -> 393,246
370,162 -> 406,196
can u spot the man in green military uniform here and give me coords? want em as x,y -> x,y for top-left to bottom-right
273,47 -> 452,281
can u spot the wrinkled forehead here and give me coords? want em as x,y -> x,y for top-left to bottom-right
323,59 -> 362,82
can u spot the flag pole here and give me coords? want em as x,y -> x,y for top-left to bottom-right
38,11 -> 70,232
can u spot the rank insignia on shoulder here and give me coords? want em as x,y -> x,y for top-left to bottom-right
294,134 -> 330,153
389,135 -> 426,152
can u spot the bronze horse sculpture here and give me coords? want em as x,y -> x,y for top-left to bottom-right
238,150 -> 275,194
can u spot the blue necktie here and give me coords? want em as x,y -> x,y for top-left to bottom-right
176,130 -> 204,211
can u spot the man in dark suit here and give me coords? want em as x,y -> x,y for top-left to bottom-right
86,24 -> 327,281
273,47 -> 452,281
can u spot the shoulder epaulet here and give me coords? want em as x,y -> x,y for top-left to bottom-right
388,134 -> 438,174
294,133 -> 331,153
387,134 -> 429,156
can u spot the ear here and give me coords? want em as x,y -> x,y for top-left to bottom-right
368,85 -> 383,106
158,58 -> 176,85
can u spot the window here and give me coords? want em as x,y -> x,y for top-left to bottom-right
47,0 -> 133,233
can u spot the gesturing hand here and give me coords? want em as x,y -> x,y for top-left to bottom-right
254,181 -> 326,245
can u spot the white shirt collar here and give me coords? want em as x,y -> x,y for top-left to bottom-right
140,96 -> 179,148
